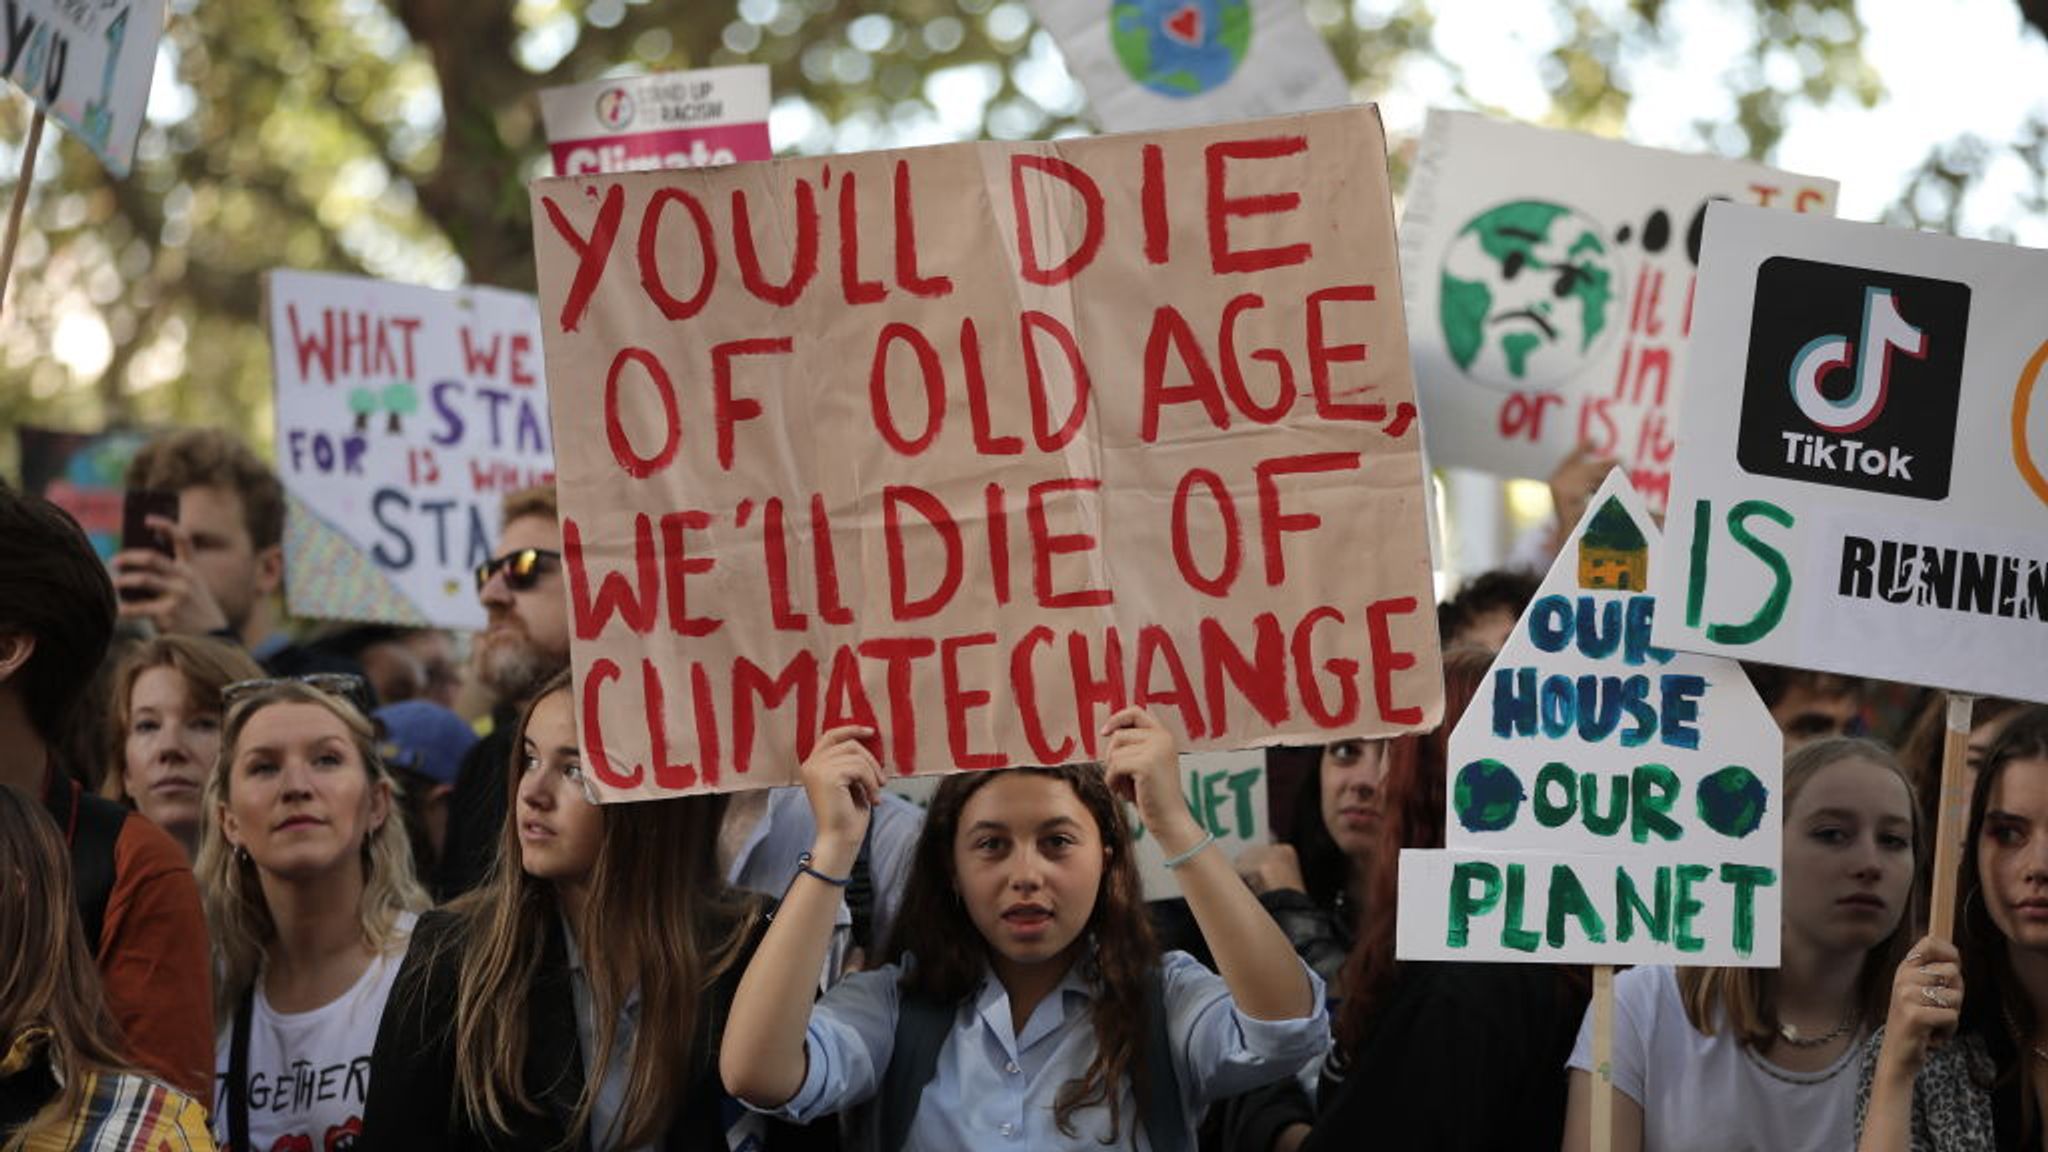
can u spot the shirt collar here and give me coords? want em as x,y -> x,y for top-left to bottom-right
973,954 -> 1096,1054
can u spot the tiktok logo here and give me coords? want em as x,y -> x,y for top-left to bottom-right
1736,257 -> 1969,500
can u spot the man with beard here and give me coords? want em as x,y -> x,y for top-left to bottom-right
437,484 -> 570,898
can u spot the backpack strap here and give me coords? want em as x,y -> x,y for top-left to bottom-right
43,776 -> 123,952
845,819 -> 877,954
1139,966 -> 1186,1152
875,985 -> 954,1152
228,988 -> 254,1152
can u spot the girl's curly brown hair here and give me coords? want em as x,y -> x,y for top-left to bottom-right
881,764 -> 1158,1143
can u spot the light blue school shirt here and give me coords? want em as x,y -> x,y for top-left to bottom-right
760,950 -> 1329,1151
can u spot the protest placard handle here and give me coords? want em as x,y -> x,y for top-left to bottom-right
0,107 -> 45,316
1591,963 -> 1613,1152
1926,692 -> 1977,939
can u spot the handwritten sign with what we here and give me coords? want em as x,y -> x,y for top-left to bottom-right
267,271 -> 556,631
1398,470 -> 1783,966
530,106 -> 1443,799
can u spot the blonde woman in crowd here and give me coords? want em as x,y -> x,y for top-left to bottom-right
197,674 -> 426,1152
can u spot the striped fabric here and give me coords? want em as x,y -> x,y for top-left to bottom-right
16,1068 -> 214,1152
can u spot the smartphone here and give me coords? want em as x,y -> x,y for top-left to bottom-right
118,489 -> 180,602
121,488 -> 179,557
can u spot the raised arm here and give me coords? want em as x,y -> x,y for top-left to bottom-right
720,725 -> 885,1108
1101,706 -> 1312,1021
1858,935 -> 1961,1152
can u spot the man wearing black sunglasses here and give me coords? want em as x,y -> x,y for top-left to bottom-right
438,484 -> 572,899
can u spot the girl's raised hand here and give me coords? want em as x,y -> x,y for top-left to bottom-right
1876,935 -> 1962,1079
1100,707 -> 1199,848
799,725 -> 884,855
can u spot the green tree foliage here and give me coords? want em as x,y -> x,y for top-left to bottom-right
0,0 -> 2036,463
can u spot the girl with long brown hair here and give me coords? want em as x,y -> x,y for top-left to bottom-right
1564,737 -> 1923,1152
361,671 -> 814,1151
0,785 -> 214,1150
720,706 -> 1327,1150
1857,703 -> 2048,1151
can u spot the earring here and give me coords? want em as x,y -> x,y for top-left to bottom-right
235,844 -> 251,865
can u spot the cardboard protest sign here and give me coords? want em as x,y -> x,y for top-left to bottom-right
1397,469 -> 1783,965
2,0 -> 165,175
267,270 -> 555,631
1399,111 -> 1837,513
1651,204 -> 2048,704
539,65 -> 771,177
530,105 -> 1443,799
1026,0 -> 1348,133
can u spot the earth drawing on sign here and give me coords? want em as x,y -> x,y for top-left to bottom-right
1109,0 -> 1251,98
1440,199 -> 1621,392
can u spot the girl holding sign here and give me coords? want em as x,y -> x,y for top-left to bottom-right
1856,704 -> 2048,1151
719,706 -> 1328,1151
361,671 -> 818,1151
1564,737 -> 1922,1152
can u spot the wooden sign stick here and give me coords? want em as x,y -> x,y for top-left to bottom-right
1926,692 -> 1978,938
1592,963 -> 1614,1152
0,107 -> 45,315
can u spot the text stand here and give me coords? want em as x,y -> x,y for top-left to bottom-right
1927,692 -> 1977,938
1592,964 -> 1614,1152
0,107 -> 44,315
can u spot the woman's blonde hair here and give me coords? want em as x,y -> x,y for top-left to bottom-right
103,634 -> 264,802
195,680 -> 429,1025
1678,736 -> 1920,1046
0,787 -> 134,1151
436,672 -> 758,1146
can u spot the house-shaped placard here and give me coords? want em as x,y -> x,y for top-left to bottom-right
1397,469 -> 1783,966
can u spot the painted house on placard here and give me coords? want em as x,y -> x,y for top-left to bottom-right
1577,497 -> 1648,591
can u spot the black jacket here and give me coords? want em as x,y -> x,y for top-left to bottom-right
360,907 -> 835,1152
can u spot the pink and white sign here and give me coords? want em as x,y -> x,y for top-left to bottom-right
539,64 -> 771,176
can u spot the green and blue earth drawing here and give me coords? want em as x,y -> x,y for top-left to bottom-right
1440,199 -> 1621,391
1110,0 -> 1250,98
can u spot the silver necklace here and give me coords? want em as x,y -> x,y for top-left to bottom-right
1742,1038 -> 1858,1085
1777,1009 -> 1858,1049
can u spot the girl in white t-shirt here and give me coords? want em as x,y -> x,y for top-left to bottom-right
195,674 -> 429,1152
1564,737 -> 1922,1152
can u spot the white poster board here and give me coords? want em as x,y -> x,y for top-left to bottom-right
1398,469 -> 1783,966
1026,0 -> 1348,132
1400,111 -> 1837,512
267,270 -> 555,630
539,65 -> 771,176
1651,203 -> 2048,704
3,0 -> 166,175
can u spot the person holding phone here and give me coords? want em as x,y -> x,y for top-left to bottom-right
115,428 -> 364,682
